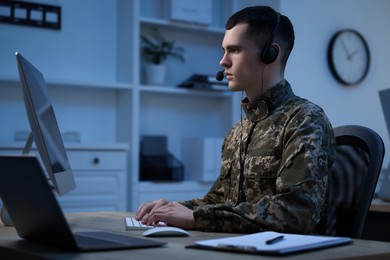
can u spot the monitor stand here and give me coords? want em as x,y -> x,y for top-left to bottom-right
22,131 -> 34,155
1,133 -> 34,226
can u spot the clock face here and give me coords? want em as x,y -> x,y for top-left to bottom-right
327,29 -> 370,85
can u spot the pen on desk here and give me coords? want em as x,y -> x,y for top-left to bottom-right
265,235 -> 284,245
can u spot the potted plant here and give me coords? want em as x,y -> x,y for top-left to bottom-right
141,28 -> 185,85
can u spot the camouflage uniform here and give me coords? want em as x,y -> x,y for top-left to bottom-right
180,80 -> 336,234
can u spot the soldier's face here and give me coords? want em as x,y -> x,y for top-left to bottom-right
220,23 -> 263,96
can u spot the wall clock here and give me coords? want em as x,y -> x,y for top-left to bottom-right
327,29 -> 370,86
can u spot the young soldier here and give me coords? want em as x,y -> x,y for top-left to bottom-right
136,6 -> 336,234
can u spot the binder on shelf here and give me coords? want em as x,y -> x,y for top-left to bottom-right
140,136 -> 184,182
179,74 -> 228,91
140,154 -> 184,181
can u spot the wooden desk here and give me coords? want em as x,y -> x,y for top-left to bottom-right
364,198 -> 390,242
1,212 -> 390,259
370,198 -> 390,213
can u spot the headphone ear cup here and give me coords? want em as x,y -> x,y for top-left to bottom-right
262,45 -> 278,64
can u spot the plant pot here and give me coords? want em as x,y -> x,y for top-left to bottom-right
145,64 -> 167,85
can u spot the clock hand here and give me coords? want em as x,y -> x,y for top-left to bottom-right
341,39 -> 351,57
347,48 -> 360,60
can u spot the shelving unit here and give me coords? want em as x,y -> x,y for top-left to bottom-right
0,0 -> 279,212
122,0 -> 244,211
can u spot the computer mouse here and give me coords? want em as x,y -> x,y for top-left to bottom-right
143,227 -> 189,237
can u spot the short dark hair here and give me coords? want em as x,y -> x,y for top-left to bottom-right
225,6 -> 295,67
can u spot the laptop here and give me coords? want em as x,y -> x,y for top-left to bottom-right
0,155 -> 166,251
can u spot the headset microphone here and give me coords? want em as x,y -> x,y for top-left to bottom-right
216,69 -> 225,81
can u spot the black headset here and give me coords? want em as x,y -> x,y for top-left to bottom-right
261,11 -> 281,64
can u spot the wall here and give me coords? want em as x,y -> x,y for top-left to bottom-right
0,0 -> 119,143
0,0 -> 117,82
281,0 -> 390,167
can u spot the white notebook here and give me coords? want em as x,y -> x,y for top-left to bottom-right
189,231 -> 352,255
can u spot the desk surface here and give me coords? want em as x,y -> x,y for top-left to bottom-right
0,211 -> 390,259
371,198 -> 390,213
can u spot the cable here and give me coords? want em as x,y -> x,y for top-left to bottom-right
238,91 -> 245,203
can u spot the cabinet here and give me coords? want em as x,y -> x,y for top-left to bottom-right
0,0 -> 279,212
0,143 -> 128,212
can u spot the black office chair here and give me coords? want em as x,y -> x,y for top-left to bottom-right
326,125 -> 385,238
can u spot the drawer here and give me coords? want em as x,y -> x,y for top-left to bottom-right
63,171 -> 126,197
0,146 -> 128,171
67,151 -> 127,170
56,171 -> 127,212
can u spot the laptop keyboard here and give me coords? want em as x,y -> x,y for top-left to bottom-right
125,217 -> 166,230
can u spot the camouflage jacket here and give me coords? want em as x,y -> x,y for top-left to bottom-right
180,80 -> 336,234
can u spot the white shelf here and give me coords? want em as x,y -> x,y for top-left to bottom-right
139,85 -> 231,98
46,79 -> 132,90
0,75 -> 133,91
0,142 -> 129,151
139,180 -> 213,190
137,181 -> 213,204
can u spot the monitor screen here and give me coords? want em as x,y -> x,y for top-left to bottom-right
16,52 -> 76,196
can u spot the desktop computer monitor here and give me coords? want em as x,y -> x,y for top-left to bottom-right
16,52 -> 76,196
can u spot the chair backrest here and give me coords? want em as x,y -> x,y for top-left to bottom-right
327,125 -> 385,238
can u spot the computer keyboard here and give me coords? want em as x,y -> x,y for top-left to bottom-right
125,217 -> 167,231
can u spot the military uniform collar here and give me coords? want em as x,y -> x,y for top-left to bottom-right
241,80 -> 293,123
